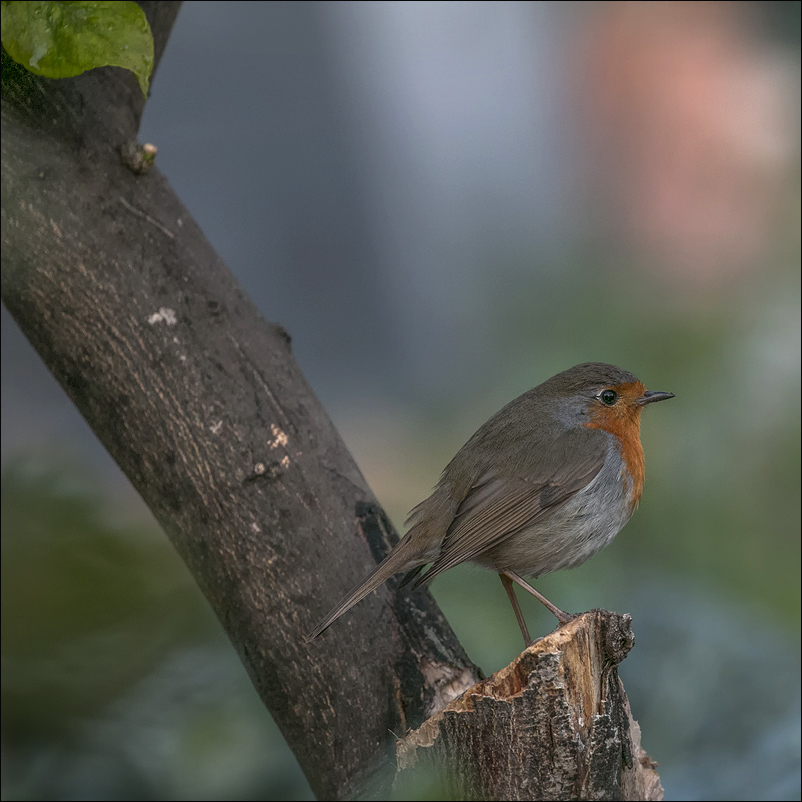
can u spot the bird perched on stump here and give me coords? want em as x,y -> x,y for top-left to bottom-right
308,362 -> 674,646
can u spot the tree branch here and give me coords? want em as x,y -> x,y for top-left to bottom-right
1,3 -> 477,798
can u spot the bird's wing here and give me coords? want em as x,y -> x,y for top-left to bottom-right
415,428 -> 608,585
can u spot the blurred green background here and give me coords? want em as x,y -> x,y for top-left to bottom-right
2,2 -> 800,800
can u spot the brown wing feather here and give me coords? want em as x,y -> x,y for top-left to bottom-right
415,428 -> 608,585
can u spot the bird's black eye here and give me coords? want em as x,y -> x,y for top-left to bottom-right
600,389 -> 618,406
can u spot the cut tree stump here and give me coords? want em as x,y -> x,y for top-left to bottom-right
395,610 -> 663,801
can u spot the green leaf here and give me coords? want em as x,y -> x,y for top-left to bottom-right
1,1 -> 154,97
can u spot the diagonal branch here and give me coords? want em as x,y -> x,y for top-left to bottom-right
1,3 -> 478,798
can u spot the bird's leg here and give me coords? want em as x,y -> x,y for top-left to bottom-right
502,570 -> 575,625
499,572 -> 532,647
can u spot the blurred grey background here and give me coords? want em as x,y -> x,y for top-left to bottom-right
2,2 -> 800,799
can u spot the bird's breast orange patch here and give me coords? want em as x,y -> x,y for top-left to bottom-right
584,380 -> 646,509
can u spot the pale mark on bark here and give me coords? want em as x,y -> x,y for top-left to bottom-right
118,196 -> 176,239
147,307 -> 177,326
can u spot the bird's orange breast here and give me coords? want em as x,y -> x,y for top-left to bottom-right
584,380 -> 646,510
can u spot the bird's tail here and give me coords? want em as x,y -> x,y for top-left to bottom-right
306,538 -> 424,641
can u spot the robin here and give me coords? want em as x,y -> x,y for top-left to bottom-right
308,362 -> 674,646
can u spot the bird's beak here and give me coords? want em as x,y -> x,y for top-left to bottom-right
637,390 -> 675,406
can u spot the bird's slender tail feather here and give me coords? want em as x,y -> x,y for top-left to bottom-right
306,538 -> 424,641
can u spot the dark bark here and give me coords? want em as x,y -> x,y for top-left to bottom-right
1,3 -> 478,799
